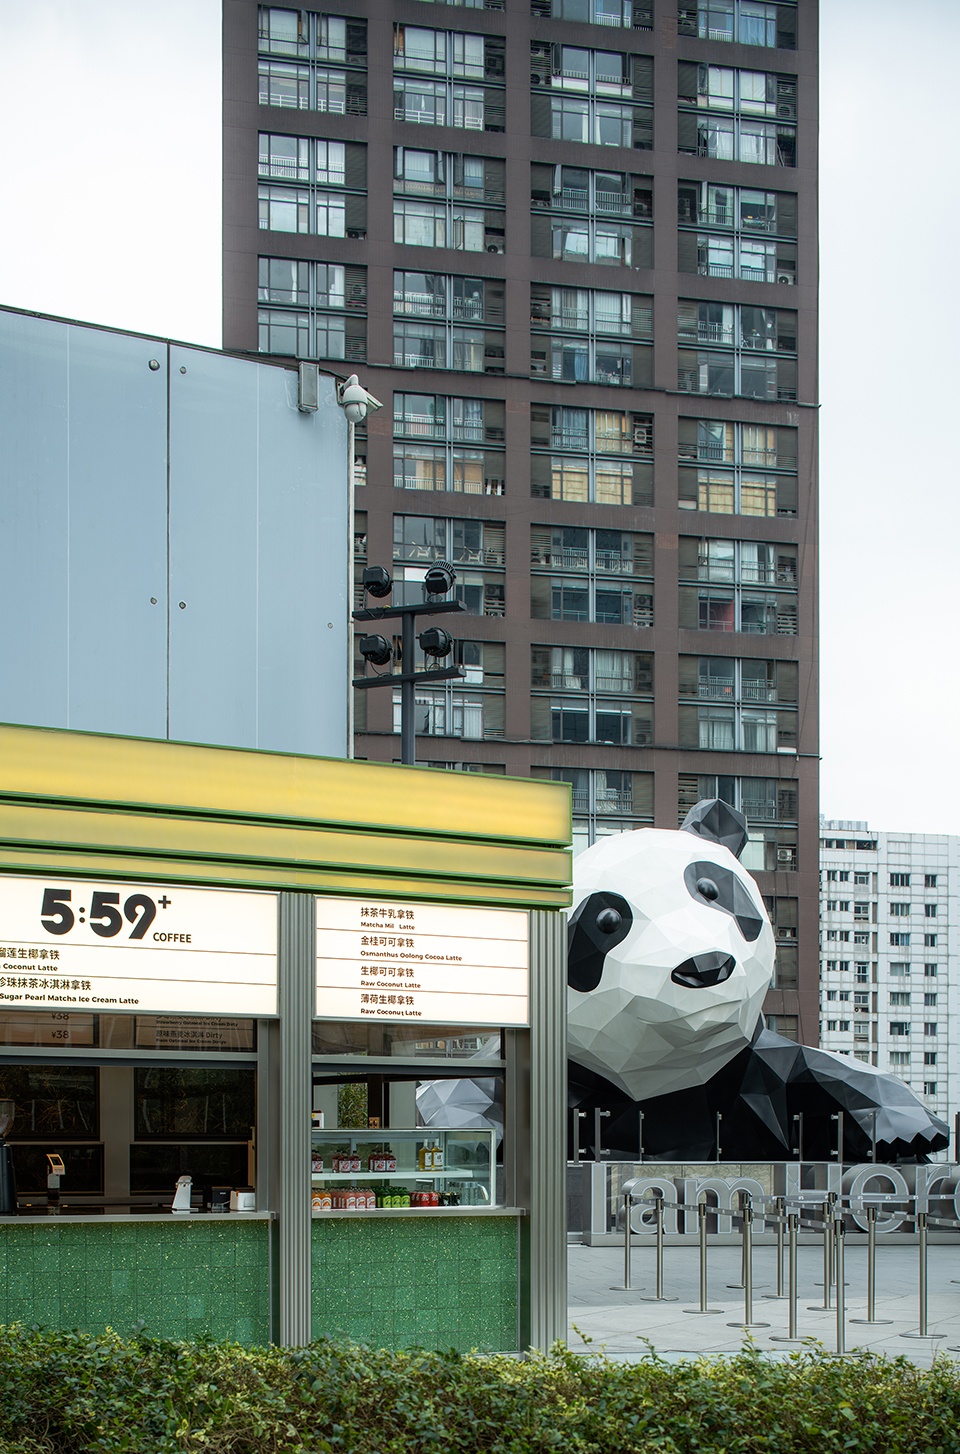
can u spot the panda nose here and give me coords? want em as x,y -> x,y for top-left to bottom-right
671,952 -> 736,989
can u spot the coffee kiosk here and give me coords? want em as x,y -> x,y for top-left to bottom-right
0,722 -> 570,1351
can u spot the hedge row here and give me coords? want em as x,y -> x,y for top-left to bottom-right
1,1325 -> 959,1454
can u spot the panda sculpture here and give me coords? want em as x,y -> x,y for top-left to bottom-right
568,799 -> 949,1163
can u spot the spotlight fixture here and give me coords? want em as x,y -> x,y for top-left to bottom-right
362,565 -> 393,598
423,560 -> 456,597
418,626 -> 453,659
358,634 -> 392,667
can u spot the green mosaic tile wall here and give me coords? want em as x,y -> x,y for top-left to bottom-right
311,1215 -> 520,1353
0,1220 -> 271,1344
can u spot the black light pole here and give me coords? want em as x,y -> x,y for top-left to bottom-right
352,563 -> 465,766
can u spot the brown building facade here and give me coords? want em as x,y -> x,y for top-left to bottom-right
222,0 -> 819,1041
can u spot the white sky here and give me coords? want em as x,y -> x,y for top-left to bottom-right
0,0 -> 954,834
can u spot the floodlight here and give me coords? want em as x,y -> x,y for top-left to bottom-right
359,634 -> 392,667
362,565 -> 393,598
423,560 -> 456,596
418,626 -> 453,659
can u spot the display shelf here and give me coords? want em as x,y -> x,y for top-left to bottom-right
309,1126 -> 495,1207
311,1169 -> 476,1182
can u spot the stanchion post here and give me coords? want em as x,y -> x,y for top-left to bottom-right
684,1198 -> 723,1315
637,1109 -> 644,1164
869,1110 -> 878,1165
851,1204 -> 892,1326
715,1112 -> 722,1163
902,1211 -> 944,1341
834,1211 -> 846,1355
641,1192 -> 678,1303
808,1198 -> 833,1310
763,1196 -> 786,1300
728,1192 -> 769,1329
623,1190 -> 633,1292
771,1210 -> 802,1343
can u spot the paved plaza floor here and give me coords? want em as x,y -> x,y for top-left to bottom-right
567,1239 -> 960,1368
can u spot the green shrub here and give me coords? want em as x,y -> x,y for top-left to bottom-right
1,1326 -> 960,1454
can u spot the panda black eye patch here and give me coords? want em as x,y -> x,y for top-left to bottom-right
567,891 -> 633,993
683,861 -> 763,942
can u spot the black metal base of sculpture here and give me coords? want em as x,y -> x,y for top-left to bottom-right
569,1024 -> 950,1164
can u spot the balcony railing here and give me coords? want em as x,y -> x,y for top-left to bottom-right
741,680 -> 777,702
394,352 -> 443,368
698,677 -> 734,698
596,790 -> 633,812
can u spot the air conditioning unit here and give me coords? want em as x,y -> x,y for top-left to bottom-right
776,272 -> 794,285
486,243 -> 504,253
633,423 -> 652,446
777,105 -> 795,117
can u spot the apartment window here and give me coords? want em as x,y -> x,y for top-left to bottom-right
678,2 -> 797,49
923,1082 -> 938,1096
530,43 -> 653,149
889,933 -> 910,947
890,872 -> 910,887
889,1051 -> 911,1067
826,869 -> 837,882
531,526 -> 653,625
765,1014 -> 797,1041
393,393 -> 505,495
394,149 -> 505,254
855,872 -> 869,885
257,258 -> 366,362
258,8 -> 367,114
924,1023 -> 938,1037
889,963 -> 911,977
678,538 -> 798,637
924,903 -> 937,918
888,992 -> 911,1007
889,1023 -> 910,1037
925,873 -> 938,888
678,181 -> 797,285
393,271 -> 504,373
258,138 -> 365,238
825,991 -> 836,1002
392,515 -> 505,615
678,62 -> 796,166
533,0 -> 652,28
924,933 -> 937,947
531,286 -> 653,387
678,301 -> 797,401
889,902 -> 911,916
853,902 -> 869,920
531,765 -> 654,855
924,1052 -> 938,1066
531,647 -> 653,746
393,25 -> 505,132
924,963 -> 938,977
678,417 -> 797,518
531,164 -> 653,269
530,405 -> 653,506
392,657 -> 506,741
678,656 -> 797,756
923,993 -> 937,1007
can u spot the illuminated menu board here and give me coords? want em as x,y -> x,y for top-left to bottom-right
0,875 -> 278,1017
315,897 -> 529,1027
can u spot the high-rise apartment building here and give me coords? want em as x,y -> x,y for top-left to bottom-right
222,0 -> 819,1039
820,821 -> 958,1135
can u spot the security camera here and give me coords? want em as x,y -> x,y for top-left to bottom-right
338,373 -> 383,425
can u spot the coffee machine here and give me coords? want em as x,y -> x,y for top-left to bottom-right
0,1099 -> 16,1214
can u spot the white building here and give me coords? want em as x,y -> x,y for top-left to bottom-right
819,819 -> 958,1136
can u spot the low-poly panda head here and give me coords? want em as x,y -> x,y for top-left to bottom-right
566,800 -> 775,1102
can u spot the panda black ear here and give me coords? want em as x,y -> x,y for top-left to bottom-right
681,799 -> 749,860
